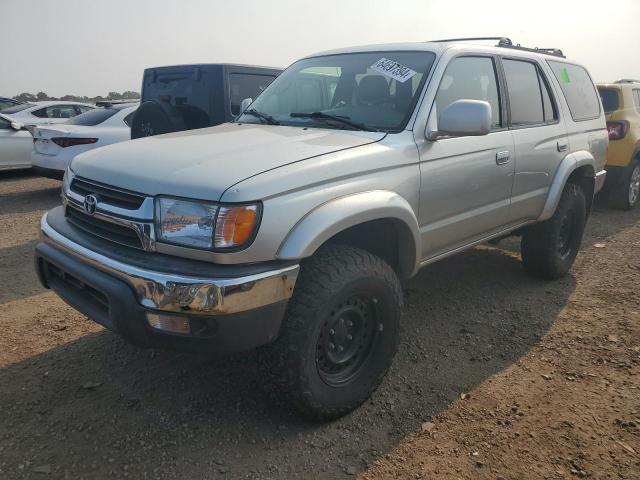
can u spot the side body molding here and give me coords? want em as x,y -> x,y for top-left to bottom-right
538,150 -> 596,221
277,191 -> 421,278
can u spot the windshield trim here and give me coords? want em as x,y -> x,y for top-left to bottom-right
236,49 -> 436,134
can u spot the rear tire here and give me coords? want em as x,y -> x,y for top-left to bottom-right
521,182 -> 586,280
260,245 -> 402,420
609,160 -> 640,210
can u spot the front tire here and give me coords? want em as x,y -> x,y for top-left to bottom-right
521,182 -> 587,280
261,245 -> 402,420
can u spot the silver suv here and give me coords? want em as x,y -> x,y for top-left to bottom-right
35,38 -> 607,419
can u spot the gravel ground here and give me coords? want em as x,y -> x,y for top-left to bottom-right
0,170 -> 638,480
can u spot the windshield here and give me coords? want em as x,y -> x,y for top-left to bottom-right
0,103 -> 33,114
67,108 -> 118,126
237,51 -> 436,132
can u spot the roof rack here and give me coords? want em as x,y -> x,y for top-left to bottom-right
614,79 -> 640,84
428,37 -> 565,58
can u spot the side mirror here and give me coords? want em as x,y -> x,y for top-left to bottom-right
10,121 -> 25,131
240,98 -> 253,113
427,100 -> 491,140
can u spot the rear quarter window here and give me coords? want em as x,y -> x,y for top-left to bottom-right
548,61 -> 601,121
598,88 -> 620,113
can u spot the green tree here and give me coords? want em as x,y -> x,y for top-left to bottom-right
14,92 -> 37,102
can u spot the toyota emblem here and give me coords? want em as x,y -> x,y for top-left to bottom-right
83,194 -> 98,215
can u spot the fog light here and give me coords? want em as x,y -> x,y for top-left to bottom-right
146,313 -> 191,334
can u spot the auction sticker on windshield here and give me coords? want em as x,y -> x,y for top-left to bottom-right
370,58 -> 417,83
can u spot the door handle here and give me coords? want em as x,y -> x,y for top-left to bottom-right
496,150 -> 511,165
557,141 -> 568,152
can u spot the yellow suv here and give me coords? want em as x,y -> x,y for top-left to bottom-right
597,80 -> 640,209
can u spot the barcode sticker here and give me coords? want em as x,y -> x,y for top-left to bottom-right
370,58 -> 417,83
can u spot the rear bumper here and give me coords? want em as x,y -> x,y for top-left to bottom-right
32,165 -> 64,180
35,211 -> 299,352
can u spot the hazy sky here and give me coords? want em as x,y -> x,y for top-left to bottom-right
2,0 -> 639,97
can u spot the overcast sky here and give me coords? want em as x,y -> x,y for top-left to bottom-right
2,0 -> 639,97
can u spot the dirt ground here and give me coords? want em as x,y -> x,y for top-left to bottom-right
0,170 -> 638,480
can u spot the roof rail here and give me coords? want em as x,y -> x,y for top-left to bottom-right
614,79 -> 640,84
428,37 -> 565,58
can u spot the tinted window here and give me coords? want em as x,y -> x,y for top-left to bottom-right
229,74 -> 277,115
598,88 -> 619,113
0,103 -> 33,114
634,90 -> 640,113
0,116 -> 10,129
548,61 -> 600,121
32,105 -> 80,119
0,100 -> 17,111
502,59 -> 557,126
436,56 -> 501,128
503,60 -> 544,125
66,108 -> 118,126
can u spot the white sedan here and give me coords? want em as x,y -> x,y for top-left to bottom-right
0,114 -> 33,171
31,103 -> 138,179
1,101 -> 95,126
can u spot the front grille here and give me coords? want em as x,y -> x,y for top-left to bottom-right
66,206 -> 143,249
70,177 -> 145,210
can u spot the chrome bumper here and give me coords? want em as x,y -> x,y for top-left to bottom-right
39,212 -> 299,315
595,169 -> 607,194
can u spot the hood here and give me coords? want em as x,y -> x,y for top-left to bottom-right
70,123 -> 385,201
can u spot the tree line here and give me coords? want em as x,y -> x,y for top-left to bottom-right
13,91 -> 140,104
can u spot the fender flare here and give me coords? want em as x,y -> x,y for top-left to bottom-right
276,190 -> 421,278
538,150 -> 596,221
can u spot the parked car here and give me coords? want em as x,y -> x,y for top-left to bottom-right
35,38 -> 607,419
597,80 -> 640,209
2,101 -> 95,126
130,63 -> 281,138
0,97 -> 24,111
0,113 -> 33,171
32,102 -> 138,179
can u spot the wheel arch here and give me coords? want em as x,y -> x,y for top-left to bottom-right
276,191 -> 421,280
539,150 -> 596,221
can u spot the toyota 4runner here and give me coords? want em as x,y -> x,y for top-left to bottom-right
35,37 -> 607,419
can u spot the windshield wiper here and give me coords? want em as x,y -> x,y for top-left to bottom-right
242,108 -> 280,125
289,111 -> 373,131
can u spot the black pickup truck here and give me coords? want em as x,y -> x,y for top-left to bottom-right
131,63 -> 281,138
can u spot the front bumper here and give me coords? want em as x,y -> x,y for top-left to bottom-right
595,169 -> 607,194
35,211 -> 299,352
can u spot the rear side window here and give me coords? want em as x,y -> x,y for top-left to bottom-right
502,59 -> 557,126
435,56 -> 502,128
598,89 -> 620,113
32,105 -> 79,119
66,108 -> 118,126
548,61 -> 600,121
229,73 -> 277,116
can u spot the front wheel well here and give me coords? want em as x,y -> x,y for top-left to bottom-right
321,219 -> 416,280
567,165 -> 595,217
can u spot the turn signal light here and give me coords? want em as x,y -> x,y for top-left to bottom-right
214,205 -> 259,248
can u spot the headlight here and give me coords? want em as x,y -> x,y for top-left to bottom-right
155,197 -> 260,250
62,167 -> 72,193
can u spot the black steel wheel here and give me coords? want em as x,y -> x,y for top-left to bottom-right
260,245 -> 402,420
